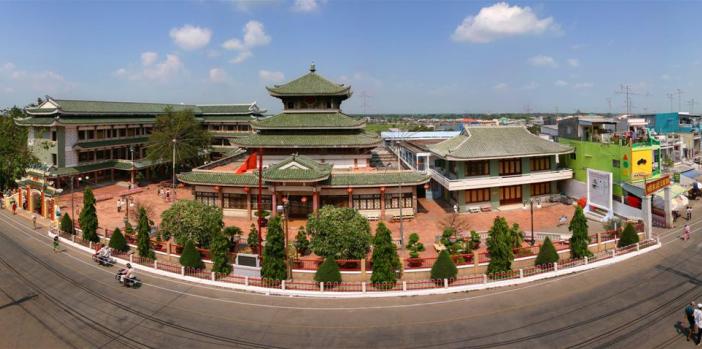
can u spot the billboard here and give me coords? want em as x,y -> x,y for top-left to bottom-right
631,149 -> 653,180
587,168 -> 613,216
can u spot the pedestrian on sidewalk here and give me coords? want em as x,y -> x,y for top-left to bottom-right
32,213 -> 37,230
688,206 -> 694,221
683,224 -> 691,241
52,235 -> 60,253
12,202 -> 17,215
695,304 -> 702,345
686,302 -> 696,341
117,198 -> 122,213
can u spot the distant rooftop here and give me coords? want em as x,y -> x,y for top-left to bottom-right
381,131 -> 461,140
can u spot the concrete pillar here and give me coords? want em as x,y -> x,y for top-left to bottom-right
412,186 -> 418,214
40,190 -> 46,217
312,190 -> 319,214
642,194 -> 653,240
26,186 -> 31,211
110,169 -> 115,181
380,190 -> 385,218
663,186 -> 673,228
348,190 -> 353,208
271,191 -> 277,218
246,191 -> 252,220
18,188 -> 22,210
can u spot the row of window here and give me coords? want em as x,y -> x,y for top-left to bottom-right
77,146 -> 145,163
193,192 -> 414,210
207,125 -> 251,132
463,183 -> 552,204
78,127 -> 152,141
448,157 -> 553,178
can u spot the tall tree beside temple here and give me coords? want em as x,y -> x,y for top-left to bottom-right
160,200 -> 223,248
261,216 -> 287,281
146,107 -> 211,171
0,107 -> 35,191
307,206 -> 372,259
136,207 -> 155,259
371,222 -> 401,286
78,187 -> 99,243
210,232 -> 232,275
569,206 -> 592,258
486,216 -> 514,275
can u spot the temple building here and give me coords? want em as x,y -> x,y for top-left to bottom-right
178,65 -> 429,220
14,98 -> 263,220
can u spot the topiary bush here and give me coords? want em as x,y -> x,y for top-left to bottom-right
294,226 -> 311,257
314,255 -> 341,284
431,250 -> 457,282
247,224 -> 259,253
180,240 -> 204,269
617,223 -> 640,248
371,222 -> 401,286
60,213 -> 74,235
136,207 -> 154,259
406,232 -> 425,259
210,232 -> 232,275
109,228 -> 129,252
261,216 -> 287,281
78,187 -> 99,243
534,237 -> 559,266
569,206 -> 593,258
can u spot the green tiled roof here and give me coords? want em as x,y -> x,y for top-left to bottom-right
50,159 -> 164,176
231,133 -> 381,148
177,171 -> 259,186
328,172 -> 430,187
264,155 -> 332,182
15,178 -> 62,195
40,99 -> 197,115
201,115 -> 255,122
16,116 -> 164,126
197,104 -> 257,114
251,112 -> 365,130
266,67 -> 351,97
74,137 -> 148,150
430,126 -> 574,160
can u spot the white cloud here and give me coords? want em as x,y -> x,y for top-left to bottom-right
169,25 -> 212,50
222,21 -> 271,64
660,74 -> 671,81
115,53 -> 184,81
567,58 -> 579,67
554,80 -> 568,87
528,55 -> 558,68
451,2 -> 559,43
292,0 -> 322,12
522,81 -> 539,90
573,82 -> 594,89
1,62 -> 15,72
493,82 -> 509,90
209,68 -> 228,83
0,62 -> 74,94
141,52 -> 158,66
231,0 -> 278,13
259,69 -> 285,82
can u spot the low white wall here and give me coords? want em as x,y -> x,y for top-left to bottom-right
613,200 -> 643,221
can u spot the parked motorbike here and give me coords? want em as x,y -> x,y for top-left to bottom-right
115,269 -> 142,288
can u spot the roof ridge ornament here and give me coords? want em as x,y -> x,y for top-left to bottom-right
310,63 -> 316,73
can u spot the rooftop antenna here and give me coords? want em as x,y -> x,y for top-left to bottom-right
359,91 -> 372,117
666,93 -> 674,112
677,88 -> 685,111
615,84 -> 644,115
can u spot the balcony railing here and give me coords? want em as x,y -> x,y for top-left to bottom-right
429,168 -> 573,191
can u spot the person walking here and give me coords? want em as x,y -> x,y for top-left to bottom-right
32,213 -> 37,230
12,202 -> 17,215
688,206 -> 694,221
117,198 -> 122,213
695,303 -> 702,345
687,302 -> 697,341
52,235 -> 60,253
683,224 -> 691,241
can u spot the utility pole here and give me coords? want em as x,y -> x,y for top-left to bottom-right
688,98 -> 699,114
616,84 -> 645,115
606,98 -> 612,114
666,93 -> 674,112
677,88 -> 685,112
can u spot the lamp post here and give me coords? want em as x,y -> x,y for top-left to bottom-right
524,198 -> 541,246
71,175 -> 89,225
172,138 -> 177,188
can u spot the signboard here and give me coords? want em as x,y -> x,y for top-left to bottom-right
586,168 -> 613,217
645,175 -> 671,196
673,172 -> 681,183
631,149 -> 654,180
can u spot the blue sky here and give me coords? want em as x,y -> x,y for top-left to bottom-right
1,1 -> 702,114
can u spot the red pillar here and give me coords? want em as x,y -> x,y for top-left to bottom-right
26,186 -> 31,211
246,190 -> 252,220
380,189 -> 385,218
271,191 -> 277,218
312,190 -> 319,214
18,188 -> 22,210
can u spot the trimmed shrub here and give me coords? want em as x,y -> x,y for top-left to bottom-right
569,206 -> 593,258
314,255 -> 342,284
179,240 -> 204,269
210,233 -> 232,275
371,222 -> 401,285
534,237 -> 559,266
136,207 -> 154,259
487,216 -> 514,275
406,232 -> 425,258
247,224 -> 259,253
261,216 -> 287,281
431,250 -> 457,281
618,223 -> 640,248
60,213 -> 74,235
78,187 -> 99,243
294,226 -> 311,256
109,228 -> 129,252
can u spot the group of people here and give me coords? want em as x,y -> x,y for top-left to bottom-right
685,302 -> 702,344
116,197 -> 132,213
157,187 -> 174,202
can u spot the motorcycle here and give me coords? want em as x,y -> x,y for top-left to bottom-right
115,269 -> 142,288
92,253 -> 115,267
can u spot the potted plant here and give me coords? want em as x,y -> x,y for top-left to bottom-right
406,233 -> 425,267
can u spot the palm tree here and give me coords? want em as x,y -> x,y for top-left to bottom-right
146,107 -> 211,187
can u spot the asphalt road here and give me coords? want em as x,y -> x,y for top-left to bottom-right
1,209 -> 700,349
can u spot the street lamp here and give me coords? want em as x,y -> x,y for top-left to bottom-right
523,198 -> 542,246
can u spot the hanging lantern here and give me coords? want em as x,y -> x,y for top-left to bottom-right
347,187 -> 353,194
424,183 -> 430,190
300,196 -> 308,203
282,196 -> 289,204
213,185 -> 221,192
380,186 -> 385,193
243,186 -> 250,193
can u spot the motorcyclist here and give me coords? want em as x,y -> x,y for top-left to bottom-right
97,246 -> 112,264
120,263 -> 136,286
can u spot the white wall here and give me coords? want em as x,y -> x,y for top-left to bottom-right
64,126 -> 79,167
613,200 -> 643,221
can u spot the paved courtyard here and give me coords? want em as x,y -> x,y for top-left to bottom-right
58,181 -> 591,258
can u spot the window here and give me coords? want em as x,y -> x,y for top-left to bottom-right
500,185 -> 522,204
86,130 -> 95,140
119,128 -> 127,137
326,100 -> 332,108
612,160 -> 620,168
465,160 -> 489,177
51,130 -> 57,141
227,125 -> 235,131
78,151 -> 94,163
353,194 -> 381,210
78,130 -> 86,140
499,159 -> 522,175
287,102 -> 294,109
465,188 -> 490,203
195,192 -> 218,207
449,161 -> 457,175
223,193 -> 247,209
96,129 -> 105,139
384,193 -> 413,209
530,157 -> 551,172
127,128 -> 135,137
51,154 -> 57,166
531,182 -> 551,196
251,195 -> 272,211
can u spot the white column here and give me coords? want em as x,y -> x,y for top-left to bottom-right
642,194 -> 653,240
663,186 -> 673,228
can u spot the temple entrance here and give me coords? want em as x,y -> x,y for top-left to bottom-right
31,192 -> 41,213
500,185 -> 522,205
286,195 -> 313,218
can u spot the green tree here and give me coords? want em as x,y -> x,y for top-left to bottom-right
0,107 -> 35,191
371,222 -> 401,285
294,226 -> 311,256
569,206 -> 592,258
307,206 -> 372,259
146,108 -> 211,176
430,250 -> 457,281
78,187 -> 99,243
486,216 -> 514,275
509,223 -> 525,249
617,223 -> 640,248
136,207 -> 155,259
124,221 -> 134,235
210,232 -> 232,275
109,227 -> 129,252
247,224 -> 259,253
160,200 -> 223,248
314,256 -> 341,284
60,213 -> 74,235
261,216 -> 287,280
222,226 -> 242,245
534,237 -> 559,266
406,232 -> 425,258
179,240 -> 204,269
